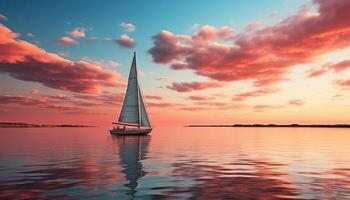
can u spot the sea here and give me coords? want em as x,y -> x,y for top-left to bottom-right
0,127 -> 349,199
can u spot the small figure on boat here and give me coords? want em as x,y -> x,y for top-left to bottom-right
110,52 -> 152,135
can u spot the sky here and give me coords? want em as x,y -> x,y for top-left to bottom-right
0,0 -> 349,126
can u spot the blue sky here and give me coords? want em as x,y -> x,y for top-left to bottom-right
0,0 -> 305,74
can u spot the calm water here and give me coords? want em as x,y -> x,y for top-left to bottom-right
0,127 -> 349,199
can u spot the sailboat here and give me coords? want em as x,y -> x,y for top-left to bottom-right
110,52 -> 152,135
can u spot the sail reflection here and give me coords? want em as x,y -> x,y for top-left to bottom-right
112,135 -> 150,198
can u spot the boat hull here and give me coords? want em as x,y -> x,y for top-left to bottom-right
109,128 -> 152,136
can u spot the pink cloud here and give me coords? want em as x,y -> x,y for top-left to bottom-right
185,102 -> 243,111
178,103 -> 237,112
0,94 -> 81,112
244,20 -> 263,32
81,57 -> 120,68
147,102 -> 182,108
138,71 -> 144,77
58,36 -> 79,45
212,93 -> 226,97
155,76 -> 169,81
75,91 -> 124,104
288,99 -> 305,106
31,89 -> 40,95
178,107 -> 209,111
192,25 -> 235,44
0,14 -> 7,21
195,101 -> 227,107
253,78 -> 288,87
149,0 -> 350,86
167,81 -> 224,92
332,94 -> 343,98
232,88 -> 281,101
253,104 -> 284,112
330,59 -> 350,72
66,27 -> 86,38
43,94 -> 70,101
170,63 -> 188,70
334,79 -> 350,89
188,95 -> 215,101
308,59 -> 350,78
87,37 -> 97,43
0,24 -> 124,94
115,34 -> 135,48
144,95 -> 164,100
307,64 -> 330,78
58,52 -> 69,58
0,92 -> 123,115
120,22 -> 136,32
269,11 -> 277,18
27,33 -> 35,38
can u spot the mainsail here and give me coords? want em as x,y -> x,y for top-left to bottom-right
118,52 -> 151,128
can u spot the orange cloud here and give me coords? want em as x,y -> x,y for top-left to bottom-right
0,24 -> 123,94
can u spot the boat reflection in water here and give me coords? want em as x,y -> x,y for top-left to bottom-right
1,127 -> 349,199
111,135 -> 150,198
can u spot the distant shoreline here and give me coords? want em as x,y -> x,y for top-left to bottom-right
186,124 -> 350,128
0,122 -> 96,128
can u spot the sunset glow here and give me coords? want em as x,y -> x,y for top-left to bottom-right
1,0 -> 349,126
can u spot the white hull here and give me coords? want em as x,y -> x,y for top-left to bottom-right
110,128 -> 152,135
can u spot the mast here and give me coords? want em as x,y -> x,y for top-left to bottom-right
134,52 -> 141,129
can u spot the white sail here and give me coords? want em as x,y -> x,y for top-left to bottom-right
118,54 -> 140,125
139,87 -> 151,127
118,52 -> 151,128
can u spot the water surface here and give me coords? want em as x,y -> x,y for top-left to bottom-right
0,127 -> 349,199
